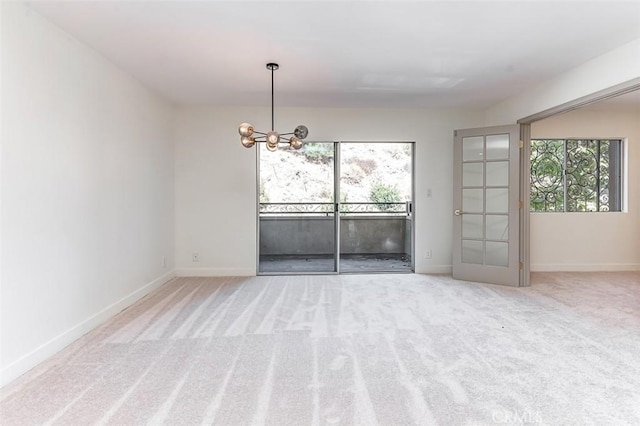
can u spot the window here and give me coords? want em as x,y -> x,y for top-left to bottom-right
530,139 -> 622,212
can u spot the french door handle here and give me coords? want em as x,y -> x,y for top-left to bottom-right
454,209 -> 464,216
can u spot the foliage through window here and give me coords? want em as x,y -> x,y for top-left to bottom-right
369,183 -> 401,212
530,139 -> 622,212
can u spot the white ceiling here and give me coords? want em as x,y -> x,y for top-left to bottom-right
27,1 -> 640,109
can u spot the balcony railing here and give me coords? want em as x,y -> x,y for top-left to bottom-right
259,202 -> 410,216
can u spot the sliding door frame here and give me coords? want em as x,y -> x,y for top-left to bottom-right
256,141 -> 339,276
334,141 -> 341,273
256,140 -> 415,275
337,141 -> 416,274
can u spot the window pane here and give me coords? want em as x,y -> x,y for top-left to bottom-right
530,139 -> 622,213
566,140 -> 599,212
599,140 -> 611,211
260,142 -> 334,205
530,139 -> 564,212
339,142 -> 412,214
605,140 -> 622,212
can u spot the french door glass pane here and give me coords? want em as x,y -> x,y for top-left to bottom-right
486,188 -> 509,213
463,189 -> 484,213
485,215 -> 509,241
486,134 -> 509,160
486,161 -> 509,186
462,214 -> 483,239
463,163 -> 483,187
462,240 -> 484,264
485,241 -> 509,267
463,136 -> 484,161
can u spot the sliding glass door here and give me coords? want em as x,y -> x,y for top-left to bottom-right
258,142 -> 337,274
258,141 -> 414,274
339,142 -> 414,273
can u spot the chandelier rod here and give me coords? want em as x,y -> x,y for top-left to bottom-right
271,65 -> 275,131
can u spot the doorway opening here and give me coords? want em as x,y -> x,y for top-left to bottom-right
257,141 -> 414,274
517,79 -> 640,285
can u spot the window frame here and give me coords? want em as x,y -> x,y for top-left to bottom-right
529,138 -> 624,213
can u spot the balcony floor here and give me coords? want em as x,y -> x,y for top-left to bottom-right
259,254 -> 412,274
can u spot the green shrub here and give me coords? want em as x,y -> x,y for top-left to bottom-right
302,143 -> 334,163
369,183 -> 401,212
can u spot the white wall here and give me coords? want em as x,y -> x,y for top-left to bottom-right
174,106 -> 484,276
530,107 -> 640,271
1,3 -> 175,385
485,38 -> 640,125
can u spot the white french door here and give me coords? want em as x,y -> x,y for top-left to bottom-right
452,125 -> 521,286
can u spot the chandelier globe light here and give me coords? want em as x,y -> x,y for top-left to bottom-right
238,63 -> 309,151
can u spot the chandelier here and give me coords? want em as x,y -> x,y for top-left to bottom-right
238,63 -> 309,151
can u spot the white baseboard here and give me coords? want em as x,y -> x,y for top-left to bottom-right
175,268 -> 256,277
531,263 -> 640,272
176,267 -> 455,276
416,265 -> 453,274
0,270 -> 176,388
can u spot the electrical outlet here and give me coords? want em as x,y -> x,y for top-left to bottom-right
192,252 -> 200,262
425,250 -> 432,259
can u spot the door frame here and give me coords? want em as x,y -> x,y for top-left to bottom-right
256,140 -> 416,275
517,77 -> 640,286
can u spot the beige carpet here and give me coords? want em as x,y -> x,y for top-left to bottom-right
1,272 -> 639,425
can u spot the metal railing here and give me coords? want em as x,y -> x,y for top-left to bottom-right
259,202 -> 411,216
